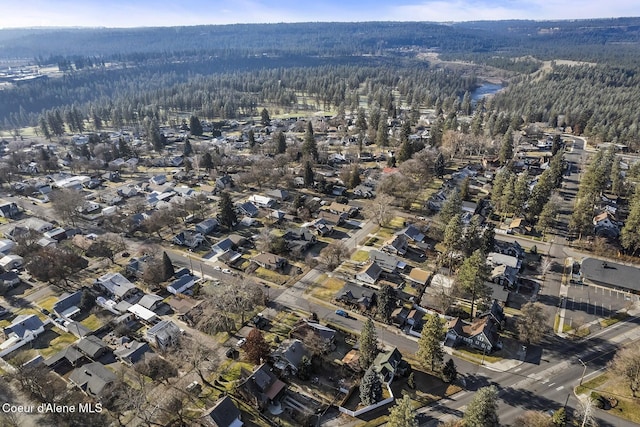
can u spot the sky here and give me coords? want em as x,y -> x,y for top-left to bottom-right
1,0 -> 639,28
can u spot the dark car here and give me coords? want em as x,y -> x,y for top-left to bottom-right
335,309 -> 348,318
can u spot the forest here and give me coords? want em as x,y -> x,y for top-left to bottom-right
1,18 -> 640,148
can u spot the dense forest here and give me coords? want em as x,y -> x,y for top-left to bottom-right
1,18 -> 640,147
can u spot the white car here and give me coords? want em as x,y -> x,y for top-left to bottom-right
222,268 -> 232,274
236,338 -> 247,347
213,265 -> 222,271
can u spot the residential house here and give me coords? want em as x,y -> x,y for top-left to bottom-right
291,321 -> 336,353
102,171 -> 120,182
461,201 -> 478,215
355,262 -> 383,286
353,185 -> 375,199
211,238 -> 234,255
0,239 -> 15,254
116,185 -> 138,198
336,282 -> 376,311
0,254 -> 23,271
113,338 -> 150,365
201,396 -> 243,427
95,272 -> 139,301
478,300 -> 506,329
3,314 -> 45,342
326,201 -> 358,218
0,271 -> 20,289
398,224 -> 425,243
283,227 -> 316,253
149,175 -> 167,185
53,291 -> 82,319
196,218 -> 219,235
23,218 -> 54,233
125,256 -> 150,278
249,195 -> 276,208
145,320 -> 182,350
252,253 -> 286,271
127,304 -> 158,324
266,189 -> 289,201
493,240 -> 525,259
137,294 -> 165,313
391,307 -> 410,326
368,250 -> 404,273
382,234 -> 408,256
507,218 -> 531,235
44,346 -> 86,372
215,175 -> 234,190
318,210 -> 344,226
271,339 -> 307,375
68,362 -> 116,398
372,347 -> 409,384
173,230 -> 205,249
445,317 -> 501,353
486,282 -> 511,305
407,268 -> 430,287
0,201 -> 19,219
237,202 -> 259,217
487,252 -> 522,270
43,227 -> 67,241
490,264 -> 518,289
76,335 -> 108,359
237,363 -> 287,410
167,274 -> 198,295
593,211 -> 620,237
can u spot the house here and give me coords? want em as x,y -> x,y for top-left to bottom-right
138,294 -> 165,312
95,272 -> 139,301
3,314 -> 45,342
478,300 -> 506,328
196,218 -> 219,235
266,189 -> 289,201
127,304 -> 158,324
149,175 -> 167,185
326,201 -> 358,217
487,252 -> 522,270
372,347 -> 409,384
53,291 -> 82,319
368,250 -> 404,273
318,210 -> 344,226
353,185 -> 375,199
145,320 -> 181,350
44,346 -> 86,372
490,264 -> 518,289
43,227 -> 67,241
173,230 -> 205,249
391,307 -> 409,326
507,218 -> 531,235
237,202 -> 259,217
355,262 -> 383,286
113,339 -> 150,365
102,171 -> 120,182
76,335 -> 108,359
398,224 -> 425,243
215,175 -> 234,190
125,256 -> 150,278
237,363 -> 287,410
407,268 -> 430,287
336,282 -> 376,311
445,317 -> 501,353
201,396 -> 243,427
309,218 -> 334,236
461,201 -> 478,215
0,201 -> 19,219
0,271 -> 20,289
66,322 -> 92,339
68,362 -> 116,398
252,253 -> 286,271
291,321 -> 336,353
593,212 -> 620,237
382,234 -> 408,256
167,274 -> 197,295
116,185 -> 138,198
493,240 -> 524,259
0,254 -> 23,271
249,195 -> 276,208
283,227 -> 316,252
23,218 -> 54,233
270,339 -> 307,375
0,239 -> 15,254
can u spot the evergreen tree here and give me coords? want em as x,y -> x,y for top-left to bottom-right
183,139 -> 193,156
38,116 -> 51,140
218,191 -> 237,229
161,251 -> 175,280
551,134 -> 562,156
463,385 -> 500,427
359,368 -> 383,406
457,250 -> 490,318
201,152 -> 214,172
459,176 -> 470,201
377,284 -> 395,323
368,108 -> 381,142
417,314 -> 445,372
537,197 -> 558,234
248,129 -> 256,148
621,190 -> 640,255
396,140 -> 413,163
387,394 -> 417,427
442,214 -> 463,261
442,358 -> 457,383
303,160 -> 314,187
439,189 -> 462,225
376,114 -> 389,146
118,138 -> 134,159
499,129 -> 514,165
189,115 -> 203,136
359,318 -> 378,370
260,108 -> 271,126
512,172 -> 530,216
434,152 -> 446,178
302,121 -> 318,160
348,164 -> 361,189
611,158 -> 623,196
480,222 -> 496,255
356,108 -> 368,132
274,130 -> 287,154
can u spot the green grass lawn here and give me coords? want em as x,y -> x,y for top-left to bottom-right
80,313 -> 103,330
600,312 -> 629,328
351,250 -> 370,262
254,267 -> 287,284
576,373 -> 640,423
311,277 -> 346,299
37,296 -> 59,312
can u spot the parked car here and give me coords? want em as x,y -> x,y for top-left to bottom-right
222,269 -> 232,274
213,265 -> 222,271
236,338 -> 247,347
335,309 -> 348,318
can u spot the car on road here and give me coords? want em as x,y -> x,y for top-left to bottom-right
213,265 -> 222,271
222,268 -> 232,274
236,338 -> 247,347
335,309 -> 348,317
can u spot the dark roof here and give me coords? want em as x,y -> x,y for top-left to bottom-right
582,258 -> 640,292
202,396 -> 242,427
53,291 -> 82,317
4,314 -> 44,339
76,336 -> 107,358
44,345 -> 85,367
114,340 -> 149,364
68,362 -> 116,397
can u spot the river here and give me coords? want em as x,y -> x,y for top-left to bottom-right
471,82 -> 503,103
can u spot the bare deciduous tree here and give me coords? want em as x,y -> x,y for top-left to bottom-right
371,193 -> 395,226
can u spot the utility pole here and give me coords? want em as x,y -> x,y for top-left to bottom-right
578,358 -> 587,385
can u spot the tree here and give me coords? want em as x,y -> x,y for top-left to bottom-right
183,138 -> 193,156
442,214 -> 463,268
25,246 -> 88,288
377,284 -> 395,323
514,411 -> 554,427
189,115 -> 203,136
303,160 -> 314,187
499,130 -> 514,165
348,164 -> 361,188
417,314 -> 445,372
260,108 -> 271,126
51,188 -> 83,226
517,302 -> 549,344
621,190 -> 640,255
356,108 -> 367,132
302,121 -> 318,160
359,319 -> 378,370
442,358 -> 458,383
161,251 -> 175,280
244,328 -> 271,364
439,189 -> 462,226
359,368 -> 383,406
611,158 -> 623,196
459,176 -> 470,201
551,134 -> 562,156
134,355 -> 178,384
575,395 -> 598,427
387,394 -> 418,427
274,130 -> 287,154
609,341 -> 640,397
320,241 -> 350,270
463,385 -> 500,427
247,129 -> 256,148
39,116 -> 51,140
201,152 -> 214,172
537,196 -> 559,234
371,193 -> 394,226
376,114 -> 389,146
397,140 -> 413,163
456,250 -> 490,318
218,191 -> 237,229
434,152 -> 446,178
552,407 -> 566,425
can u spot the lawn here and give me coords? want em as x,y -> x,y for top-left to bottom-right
37,295 -> 59,312
576,373 -> 640,423
80,313 -> 103,330
254,267 -> 287,285
311,277 -> 346,299
453,347 -> 502,364
600,312 -> 629,328
351,250 -> 370,262
33,328 -> 78,358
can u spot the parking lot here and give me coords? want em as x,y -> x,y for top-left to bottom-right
564,281 -> 636,325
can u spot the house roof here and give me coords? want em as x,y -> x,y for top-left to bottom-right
138,294 -> 164,311
96,272 -> 137,298
76,335 -> 107,358
509,217 -> 525,228
357,262 -> 383,281
44,345 -> 85,367
53,291 -> 82,318
201,396 -> 242,427
399,224 -> 424,242
252,252 -> 284,267
581,258 -> 640,292
408,268 -> 430,285
5,314 -> 44,339
114,340 -> 149,364
68,362 -> 116,396
146,320 -> 181,343
127,304 -> 158,322
369,250 -> 401,272
272,339 -> 306,371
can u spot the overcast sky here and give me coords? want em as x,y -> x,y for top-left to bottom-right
1,0 -> 639,28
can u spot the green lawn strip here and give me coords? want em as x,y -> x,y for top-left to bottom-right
310,276 -> 345,299
600,312 -> 629,328
351,250 -> 370,262
80,313 -> 104,330
576,373 -> 640,423
452,347 -> 502,364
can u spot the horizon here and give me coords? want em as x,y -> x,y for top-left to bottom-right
2,0 -> 639,29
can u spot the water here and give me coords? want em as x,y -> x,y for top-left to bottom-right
471,83 -> 503,102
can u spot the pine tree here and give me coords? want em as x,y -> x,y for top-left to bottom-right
38,116 -> 51,140
376,115 -> 389,146
417,314 -> 445,372
387,394 -> 417,427
439,189 -> 462,225
459,176 -> 470,201
457,250 -> 490,318
442,214 -> 463,260
551,134 -> 562,156
499,129 -> 514,165
434,152 -> 446,178
537,197 -> 558,234
260,108 -> 271,126
248,129 -> 256,148
348,164 -> 361,189
302,121 -> 318,160
513,172 -> 530,216
396,140 -> 413,163
359,368 -> 383,406
359,319 -> 378,370
463,385 -> 499,427
189,115 -> 203,136
303,161 -> 314,187
274,130 -> 287,154
218,191 -> 237,229
161,251 -> 175,280
621,190 -> 640,255
611,158 -> 623,196
442,358 -> 457,383
356,108 -> 368,132
183,139 -> 193,156
201,152 -> 214,172
377,284 -> 395,323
